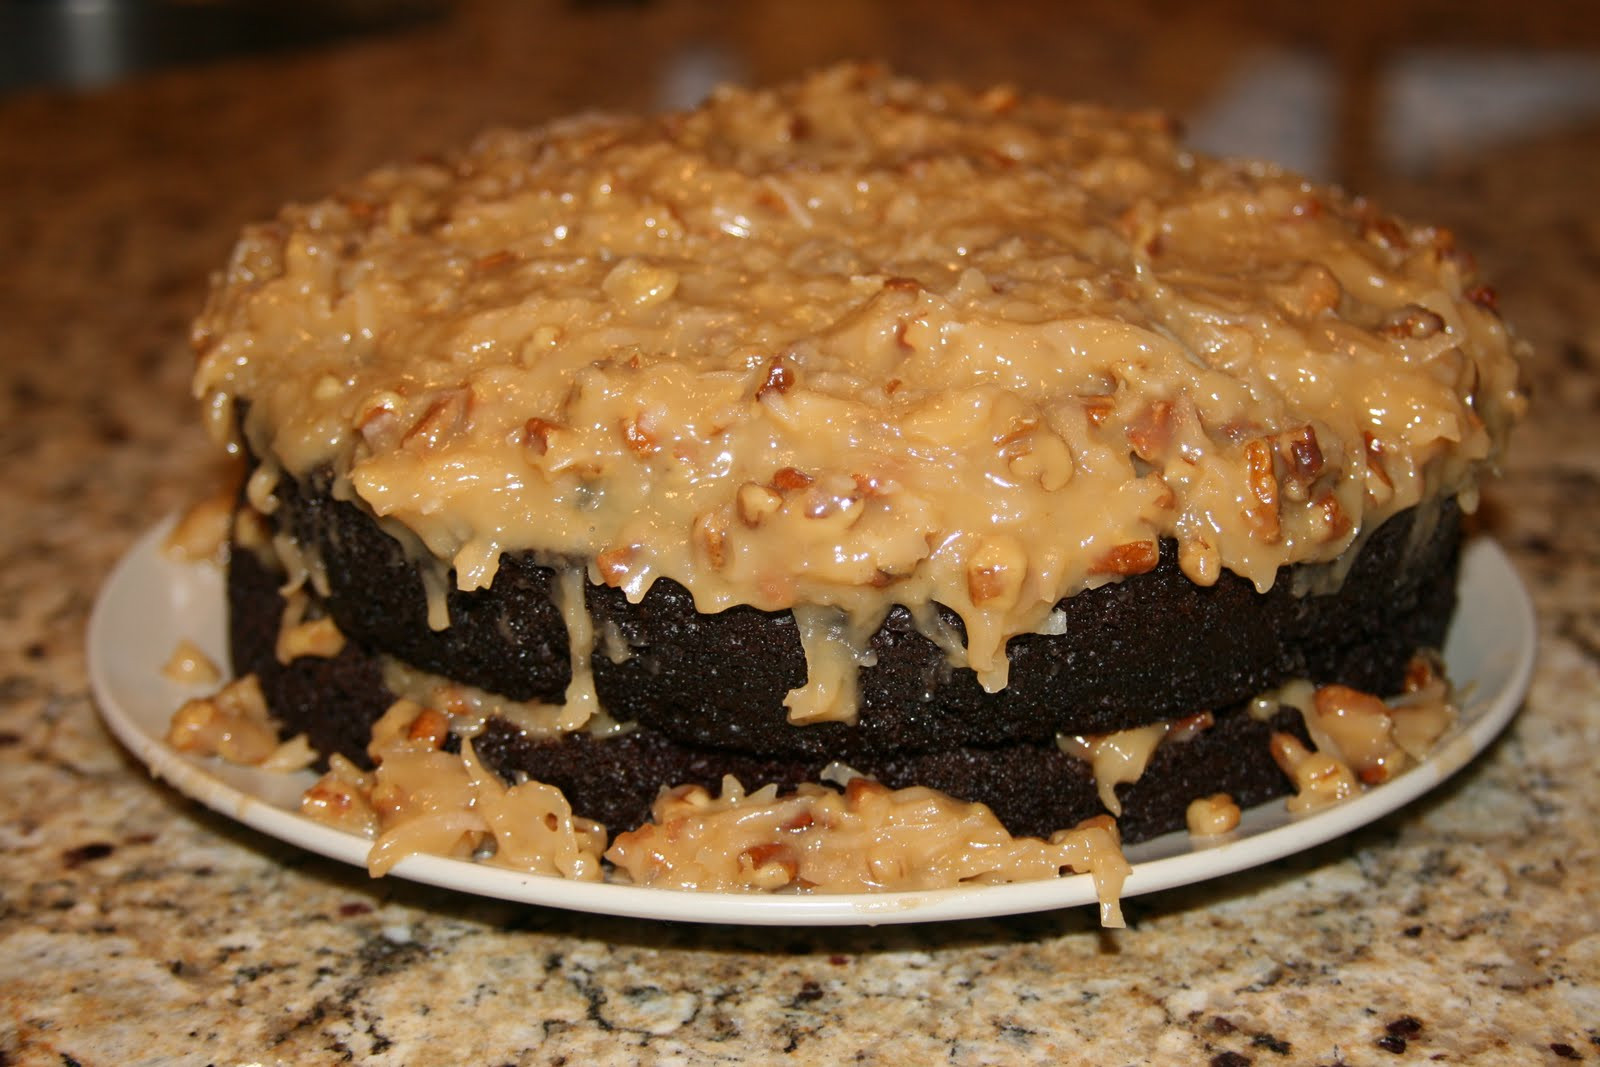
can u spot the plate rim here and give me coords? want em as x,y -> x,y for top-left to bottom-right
86,518 -> 1537,926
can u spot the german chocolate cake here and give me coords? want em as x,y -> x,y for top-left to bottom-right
178,64 -> 1526,908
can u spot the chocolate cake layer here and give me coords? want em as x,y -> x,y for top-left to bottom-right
232,473 -> 1459,843
232,533 -> 1315,842
272,469 -> 1460,758
465,708 -> 1312,842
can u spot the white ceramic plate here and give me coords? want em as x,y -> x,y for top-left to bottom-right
88,518 -> 1536,926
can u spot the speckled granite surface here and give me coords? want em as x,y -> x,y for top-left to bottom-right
2,2 -> 1598,1063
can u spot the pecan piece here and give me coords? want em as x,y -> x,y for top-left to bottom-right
1242,438 -> 1281,542
1275,424 -> 1324,501
1364,431 -> 1394,504
1126,400 -> 1172,463
1381,304 -> 1445,340
1363,215 -> 1408,250
1314,491 -> 1353,541
406,707 -> 451,749
845,777 -> 891,807
738,842 -> 799,888
1090,540 -> 1159,576
595,546 -> 634,587
357,390 -> 405,451
967,535 -> 1028,606
621,416 -> 657,457
693,513 -> 728,570
771,466 -> 814,492
1083,395 -> 1115,427
736,482 -> 783,526
523,416 -> 563,456
402,387 -> 472,454
756,356 -> 793,400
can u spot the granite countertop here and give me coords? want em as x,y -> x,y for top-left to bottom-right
2,1 -> 1597,1063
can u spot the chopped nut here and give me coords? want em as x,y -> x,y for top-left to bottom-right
1273,263 -> 1343,318
1363,214 -> 1408,250
801,481 -> 863,524
259,734 -> 317,772
967,535 -> 1028,606
1381,304 -> 1446,340
1311,683 -> 1406,784
1126,401 -> 1172,463
771,466 -> 815,492
693,512 -> 728,570
737,482 -> 784,526
1073,813 -> 1121,846
737,842 -> 800,889
1404,653 -> 1443,694
367,698 -> 429,759
232,506 -> 273,556
994,415 -> 1039,455
1083,395 -> 1115,426
523,416 -> 563,456
601,257 -> 679,309
1274,424 -> 1324,501
164,490 -> 234,563
402,388 -> 472,453
1364,431 -> 1394,504
1144,475 -> 1177,514
1314,491 -> 1353,541
357,391 -> 404,451
756,357 -> 793,400
621,416 -> 658,457
780,810 -> 816,833
1005,427 -> 1074,491
245,464 -> 279,515
276,615 -> 346,664
1166,710 -> 1215,743
302,757 -> 377,835
166,675 -> 279,765
1178,535 -> 1220,585
1090,540 -> 1159,576
1270,732 -> 1359,813
406,706 -> 452,749
1243,438 -> 1281,542
844,776 -> 891,807
162,639 -> 221,685
851,472 -> 888,497
595,545 -> 634,586
1186,793 -> 1241,836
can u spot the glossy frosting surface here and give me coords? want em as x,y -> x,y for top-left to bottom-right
194,65 -> 1526,713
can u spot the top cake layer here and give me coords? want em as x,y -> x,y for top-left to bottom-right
192,64 -> 1525,716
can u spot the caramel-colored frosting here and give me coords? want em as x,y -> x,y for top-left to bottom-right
193,64 -> 1526,722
